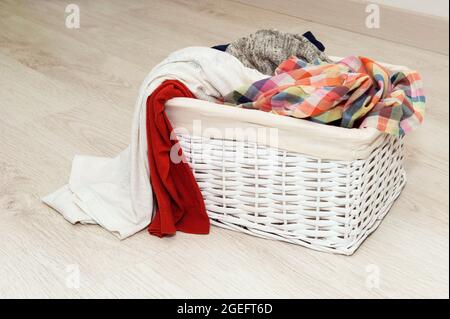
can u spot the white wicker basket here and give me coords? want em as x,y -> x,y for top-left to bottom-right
166,59 -> 408,255
176,132 -> 405,255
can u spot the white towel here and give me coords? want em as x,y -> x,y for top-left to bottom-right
42,47 -> 266,239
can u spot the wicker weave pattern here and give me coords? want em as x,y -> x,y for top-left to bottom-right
178,133 -> 406,255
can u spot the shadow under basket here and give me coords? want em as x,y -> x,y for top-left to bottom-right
177,133 -> 406,255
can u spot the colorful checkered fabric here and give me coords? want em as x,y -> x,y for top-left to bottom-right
225,56 -> 425,136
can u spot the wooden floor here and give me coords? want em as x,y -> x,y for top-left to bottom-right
0,0 -> 448,298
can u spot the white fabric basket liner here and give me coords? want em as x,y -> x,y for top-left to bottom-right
165,59 -> 408,255
166,98 -> 385,161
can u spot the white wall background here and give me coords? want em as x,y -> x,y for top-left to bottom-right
369,0 -> 449,18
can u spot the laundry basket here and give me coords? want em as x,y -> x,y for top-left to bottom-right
165,62 -> 408,255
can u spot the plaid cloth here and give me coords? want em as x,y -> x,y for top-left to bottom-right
225,56 -> 425,136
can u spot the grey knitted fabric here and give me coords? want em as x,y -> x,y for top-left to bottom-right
226,29 -> 332,75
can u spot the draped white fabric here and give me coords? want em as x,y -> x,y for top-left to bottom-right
42,47 -> 266,238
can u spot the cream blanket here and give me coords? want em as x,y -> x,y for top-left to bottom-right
42,47 -> 266,238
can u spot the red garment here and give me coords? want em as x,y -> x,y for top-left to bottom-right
146,80 -> 210,237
